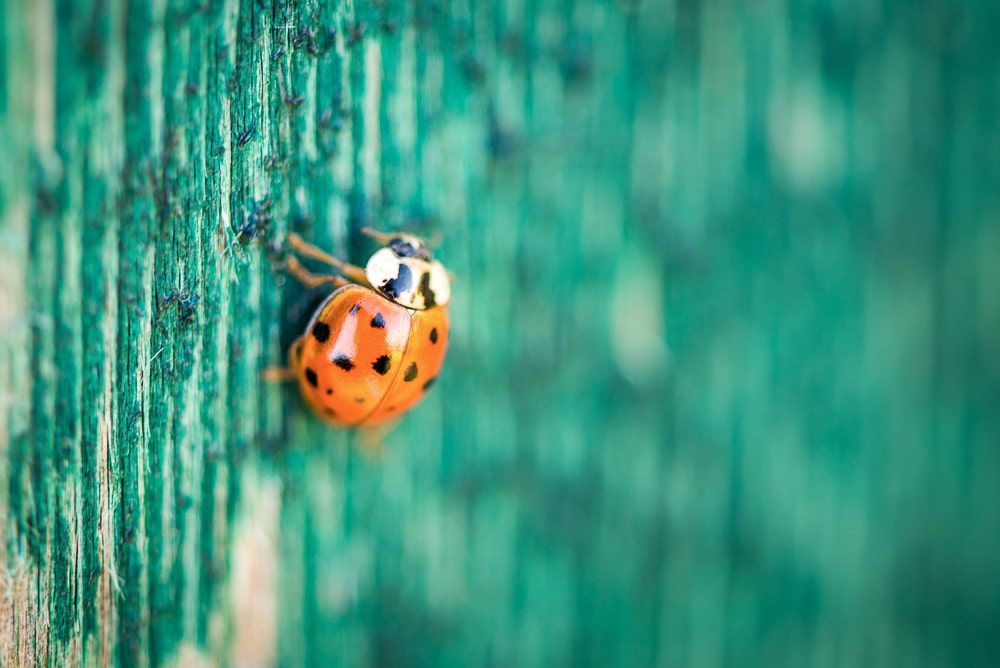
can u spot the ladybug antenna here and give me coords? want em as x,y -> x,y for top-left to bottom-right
360,227 -> 398,246
361,226 -> 437,248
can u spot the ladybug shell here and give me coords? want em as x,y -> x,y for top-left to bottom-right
291,284 -> 449,427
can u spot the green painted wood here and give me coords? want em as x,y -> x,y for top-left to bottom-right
2,0 -> 1000,666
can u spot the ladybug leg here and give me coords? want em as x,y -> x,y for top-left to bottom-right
260,366 -> 296,382
283,256 -> 340,289
261,338 -> 303,382
353,423 -> 394,460
285,232 -> 371,287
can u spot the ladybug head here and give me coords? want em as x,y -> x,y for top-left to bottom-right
362,229 -> 451,310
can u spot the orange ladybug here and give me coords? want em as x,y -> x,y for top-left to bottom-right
278,229 -> 451,427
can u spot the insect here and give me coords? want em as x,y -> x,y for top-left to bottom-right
273,228 -> 451,427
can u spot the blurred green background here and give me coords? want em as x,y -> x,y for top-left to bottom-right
2,0 -> 999,666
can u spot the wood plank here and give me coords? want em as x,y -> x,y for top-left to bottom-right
1,0 -> 999,665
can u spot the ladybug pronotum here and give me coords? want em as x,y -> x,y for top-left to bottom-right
280,229 -> 451,427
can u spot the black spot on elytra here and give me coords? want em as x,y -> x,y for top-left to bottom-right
417,271 -> 436,308
324,406 -> 338,418
403,362 -> 418,382
371,313 -> 385,328
349,302 -> 361,316
380,263 -> 413,299
422,376 -> 437,392
312,321 -> 331,342
305,368 -> 318,387
372,355 -> 391,375
355,397 -> 364,403
326,388 -> 333,395
429,327 -> 438,344
332,354 -> 355,371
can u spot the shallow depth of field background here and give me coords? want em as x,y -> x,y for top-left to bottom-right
1,0 -> 999,666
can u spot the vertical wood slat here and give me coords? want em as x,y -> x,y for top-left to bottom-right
2,0 -> 1000,666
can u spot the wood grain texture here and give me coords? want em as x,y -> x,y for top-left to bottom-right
2,0 -> 1000,666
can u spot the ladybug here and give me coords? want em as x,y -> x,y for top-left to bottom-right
278,228 -> 451,427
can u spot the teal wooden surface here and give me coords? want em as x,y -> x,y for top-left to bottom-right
1,0 -> 999,666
